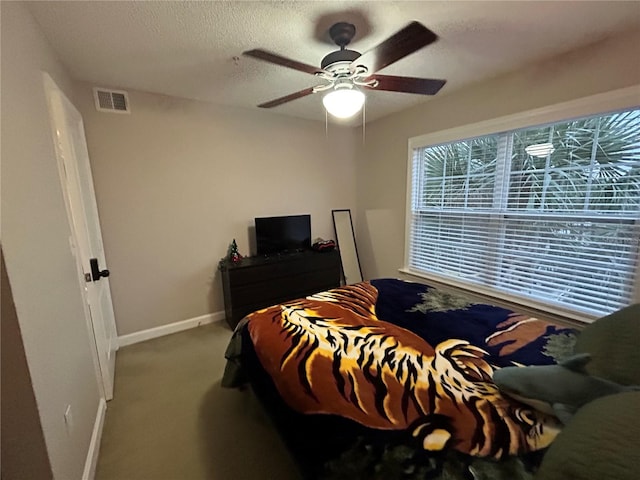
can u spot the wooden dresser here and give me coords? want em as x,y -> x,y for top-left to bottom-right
220,250 -> 341,328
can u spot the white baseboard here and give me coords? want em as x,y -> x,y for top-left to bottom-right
82,397 -> 106,480
117,311 -> 225,348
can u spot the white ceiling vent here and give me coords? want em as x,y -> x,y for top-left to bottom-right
93,87 -> 130,114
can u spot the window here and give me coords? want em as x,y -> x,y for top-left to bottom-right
407,106 -> 640,319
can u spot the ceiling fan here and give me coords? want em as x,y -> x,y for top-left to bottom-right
243,21 -> 446,119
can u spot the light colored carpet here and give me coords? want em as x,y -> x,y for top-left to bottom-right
95,321 -> 301,480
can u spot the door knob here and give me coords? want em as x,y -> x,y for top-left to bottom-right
90,258 -> 110,281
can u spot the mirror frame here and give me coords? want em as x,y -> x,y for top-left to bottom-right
332,209 -> 363,285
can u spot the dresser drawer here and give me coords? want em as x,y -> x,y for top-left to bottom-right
221,250 -> 341,328
229,267 -> 337,305
228,253 -> 338,285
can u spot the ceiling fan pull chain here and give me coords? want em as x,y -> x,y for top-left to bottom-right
362,101 -> 366,146
325,108 -> 329,140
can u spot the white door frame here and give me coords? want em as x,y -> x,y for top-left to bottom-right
43,73 -> 117,400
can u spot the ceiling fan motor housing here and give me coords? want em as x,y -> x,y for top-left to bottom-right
321,49 -> 361,71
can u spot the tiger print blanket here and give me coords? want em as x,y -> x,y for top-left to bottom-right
225,278 -> 578,477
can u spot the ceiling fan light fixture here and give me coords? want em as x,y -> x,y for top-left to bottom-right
322,86 -> 365,119
525,142 -> 556,158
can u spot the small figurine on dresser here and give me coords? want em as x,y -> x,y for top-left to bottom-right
219,239 -> 243,269
228,239 -> 243,263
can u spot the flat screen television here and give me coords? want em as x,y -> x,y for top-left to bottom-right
255,214 -> 311,256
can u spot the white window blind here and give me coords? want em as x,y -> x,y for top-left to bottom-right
408,108 -> 640,317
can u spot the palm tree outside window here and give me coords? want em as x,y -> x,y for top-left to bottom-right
408,108 -> 640,318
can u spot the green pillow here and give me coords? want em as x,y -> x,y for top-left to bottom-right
536,391 -> 640,480
574,304 -> 640,386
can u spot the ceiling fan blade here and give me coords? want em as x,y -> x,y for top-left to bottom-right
244,49 -> 325,75
258,87 -> 316,108
353,21 -> 438,74
366,75 -> 446,95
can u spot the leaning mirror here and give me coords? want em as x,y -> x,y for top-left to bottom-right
332,209 -> 363,285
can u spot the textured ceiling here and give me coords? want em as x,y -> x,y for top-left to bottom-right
28,1 -> 640,124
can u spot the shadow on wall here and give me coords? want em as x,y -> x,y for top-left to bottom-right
355,210 -> 375,280
359,209 -> 405,280
1,249 -> 54,479
248,225 -> 257,257
208,271 -> 223,318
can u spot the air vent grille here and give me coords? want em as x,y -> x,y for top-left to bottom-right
93,88 -> 130,114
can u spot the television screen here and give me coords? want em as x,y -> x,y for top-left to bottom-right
255,214 -> 311,255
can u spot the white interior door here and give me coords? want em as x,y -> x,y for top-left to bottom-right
44,74 -> 117,400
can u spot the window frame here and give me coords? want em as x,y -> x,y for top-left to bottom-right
403,85 -> 640,323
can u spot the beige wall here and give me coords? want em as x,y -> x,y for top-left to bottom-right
1,249 -> 53,480
74,86 -> 357,335
1,2 -> 102,479
355,28 -> 640,281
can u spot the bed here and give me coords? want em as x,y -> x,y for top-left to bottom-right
222,278 -> 579,479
